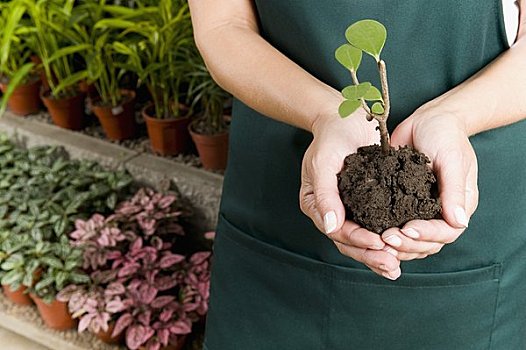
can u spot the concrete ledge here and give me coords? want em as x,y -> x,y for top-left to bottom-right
0,112 -> 223,231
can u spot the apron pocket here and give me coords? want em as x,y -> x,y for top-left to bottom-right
204,216 -> 331,350
326,263 -> 501,350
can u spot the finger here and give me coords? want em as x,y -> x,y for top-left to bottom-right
434,149 -> 470,229
465,160 -> 479,216
397,252 -> 431,261
299,181 -> 324,232
400,219 -> 464,244
390,118 -> 414,148
334,242 -> 400,273
382,227 -> 444,254
301,153 -> 346,235
329,220 -> 385,250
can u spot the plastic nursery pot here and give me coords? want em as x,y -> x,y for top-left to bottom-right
91,90 -> 137,141
188,120 -> 229,171
30,294 -> 76,330
2,284 -> 33,306
41,90 -> 86,131
139,336 -> 186,350
143,103 -> 191,156
96,322 -> 123,345
0,77 -> 41,116
78,80 -> 98,99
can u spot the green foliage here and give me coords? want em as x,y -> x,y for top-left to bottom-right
335,19 -> 388,119
0,136 -> 133,300
345,19 -> 387,62
335,44 -> 362,72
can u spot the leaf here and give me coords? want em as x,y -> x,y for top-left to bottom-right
53,70 -> 89,97
338,100 -> 361,118
341,82 -> 371,100
334,44 -> 362,71
364,86 -> 383,101
151,296 -> 175,309
372,102 -> 385,114
346,19 -> 387,61
113,313 -> 133,338
34,276 -> 54,291
1,270 -> 23,286
46,44 -> 92,64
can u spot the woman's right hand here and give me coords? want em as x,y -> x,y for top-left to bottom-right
300,109 -> 402,280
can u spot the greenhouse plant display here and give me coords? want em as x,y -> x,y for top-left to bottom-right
335,20 -> 440,233
0,1 -> 41,116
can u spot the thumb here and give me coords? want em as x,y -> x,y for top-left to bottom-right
435,150 -> 469,229
313,165 -> 346,234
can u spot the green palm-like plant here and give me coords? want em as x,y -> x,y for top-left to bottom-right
0,1 -> 36,115
100,0 -> 193,118
188,55 -> 231,134
20,0 -> 91,98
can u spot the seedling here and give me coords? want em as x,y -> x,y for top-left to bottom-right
335,19 -> 390,153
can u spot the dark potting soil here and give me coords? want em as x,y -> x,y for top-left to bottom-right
338,145 -> 441,234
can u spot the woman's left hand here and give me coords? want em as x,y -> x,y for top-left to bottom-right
381,105 -> 480,261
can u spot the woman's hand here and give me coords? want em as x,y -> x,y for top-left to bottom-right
381,106 -> 479,261
300,110 -> 402,280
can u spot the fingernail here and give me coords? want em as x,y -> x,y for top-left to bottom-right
401,228 -> 419,239
323,211 -> 337,234
454,206 -> 469,228
384,235 -> 402,247
382,269 -> 401,281
383,246 -> 398,257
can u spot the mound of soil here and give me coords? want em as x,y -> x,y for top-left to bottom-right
337,145 -> 441,234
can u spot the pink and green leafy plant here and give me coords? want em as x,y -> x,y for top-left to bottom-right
60,188 -> 211,348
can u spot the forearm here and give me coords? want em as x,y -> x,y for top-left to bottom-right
189,0 -> 341,133
429,34 -> 526,136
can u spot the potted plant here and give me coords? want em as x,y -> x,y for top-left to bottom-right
115,0 -> 194,155
0,1 -> 41,116
20,0 -> 91,130
187,56 -> 231,170
335,20 -> 441,233
29,237 -> 90,330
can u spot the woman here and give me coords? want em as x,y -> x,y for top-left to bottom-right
189,1 -> 526,349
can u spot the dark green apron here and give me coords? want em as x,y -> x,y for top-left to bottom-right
205,1 -> 526,349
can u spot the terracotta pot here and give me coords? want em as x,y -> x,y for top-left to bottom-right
96,322 -> 123,345
31,294 -> 76,330
189,120 -> 229,170
143,104 -> 191,156
41,90 -> 86,130
91,90 -> 137,141
78,80 -> 98,99
139,336 -> 186,350
2,284 -> 33,306
0,78 -> 41,116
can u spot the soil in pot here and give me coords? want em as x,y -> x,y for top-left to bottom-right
91,90 -> 137,141
143,104 -> 191,156
30,294 -> 76,330
0,76 -> 41,116
189,119 -> 229,171
41,90 -> 86,130
338,145 -> 441,234
96,322 -> 123,345
2,284 -> 33,306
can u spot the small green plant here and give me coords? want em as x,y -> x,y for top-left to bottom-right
0,1 -> 36,115
335,19 -> 391,153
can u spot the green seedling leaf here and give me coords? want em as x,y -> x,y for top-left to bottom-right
372,102 -> 385,114
364,86 -> 383,101
346,19 -> 387,61
342,82 -> 371,100
338,100 -> 361,118
335,44 -> 362,71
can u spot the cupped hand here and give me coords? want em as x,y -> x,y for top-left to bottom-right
382,107 -> 479,261
300,110 -> 401,280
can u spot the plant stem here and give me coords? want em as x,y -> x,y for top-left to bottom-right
375,60 -> 391,154
350,70 -> 373,121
